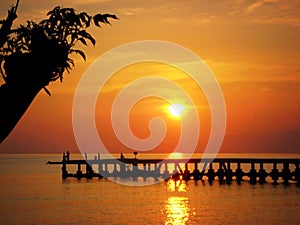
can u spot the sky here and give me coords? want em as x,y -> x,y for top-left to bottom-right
0,0 -> 299,154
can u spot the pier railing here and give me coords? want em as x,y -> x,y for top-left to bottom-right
47,156 -> 300,185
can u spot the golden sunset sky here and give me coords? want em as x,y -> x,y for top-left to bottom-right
0,0 -> 299,154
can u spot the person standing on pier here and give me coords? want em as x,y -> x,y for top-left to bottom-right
62,153 -> 66,161
66,151 -> 70,161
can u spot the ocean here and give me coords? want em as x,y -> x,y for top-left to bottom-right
0,154 -> 299,225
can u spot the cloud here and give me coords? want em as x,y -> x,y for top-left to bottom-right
223,0 -> 300,26
252,15 -> 300,26
118,7 -> 144,16
244,0 -> 280,14
245,0 -> 264,14
71,0 -> 112,5
193,16 -> 214,25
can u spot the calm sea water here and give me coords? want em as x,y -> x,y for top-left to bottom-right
0,154 -> 300,225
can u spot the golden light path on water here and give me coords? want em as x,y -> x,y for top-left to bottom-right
162,180 -> 196,225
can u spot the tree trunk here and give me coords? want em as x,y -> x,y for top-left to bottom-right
0,82 -> 42,143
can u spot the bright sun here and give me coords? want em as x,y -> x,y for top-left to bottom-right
168,104 -> 185,118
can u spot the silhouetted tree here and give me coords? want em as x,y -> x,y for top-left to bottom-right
0,2 -> 118,143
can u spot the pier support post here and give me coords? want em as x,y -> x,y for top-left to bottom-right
225,162 -> 233,184
183,163 -> 191,181
142,163 -> 147,181
270,163 -> 279,185
131,163 -> 138,181
193,162 -> 202,181
98,163 -> 103,178
103,163 -> 108,177
207,163 -> 215,183
294,164 -> 300,186
163,163 -> 170,180
172,163 -> 180,180
119,162 -> 126,178
235,162 -> 243,184
86,163 -> 94,179
217,162 -> 225,183
112,163 -> 118,178
249,163 -> 257,185
61,161 -> 68,179
97,153 -> 103,178
154,163 -> 160,180
282,163 -> 291,185
258,162 -> 267,184
76,164 -> 82,179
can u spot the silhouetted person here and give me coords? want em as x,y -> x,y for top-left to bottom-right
62,153 -> 66,162
66,151 -> 70,161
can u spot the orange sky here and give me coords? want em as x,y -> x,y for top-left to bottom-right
0,0 -> 299,154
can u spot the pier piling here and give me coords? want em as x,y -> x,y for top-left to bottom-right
235,162 -> 243,184
249,162 -> 257,185
258,162 -> 267,184
225,162 -> 233,184
294,164 -> 300,185
282,163 -> 291,185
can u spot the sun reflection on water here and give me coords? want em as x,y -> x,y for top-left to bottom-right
167,179 -> 187,192
162,180 -> 195,225
164,196 -> 191,225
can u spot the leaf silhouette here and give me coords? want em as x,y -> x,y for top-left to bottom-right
1,6 -> 118,85
43,87 -> 51,96
70,49 -> 86,61
93,13 -> 119,27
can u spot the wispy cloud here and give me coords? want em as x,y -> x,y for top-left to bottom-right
235,0 -> 300,26
117,7 -> 144,16
71,0 -> 112,5
245,0 -> 265,14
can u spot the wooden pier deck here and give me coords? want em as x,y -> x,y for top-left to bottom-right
47,156 -> 300,185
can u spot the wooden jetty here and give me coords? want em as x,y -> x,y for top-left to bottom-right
47,154 -> 300,185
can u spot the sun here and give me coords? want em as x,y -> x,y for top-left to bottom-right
168,104 -> 185,118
